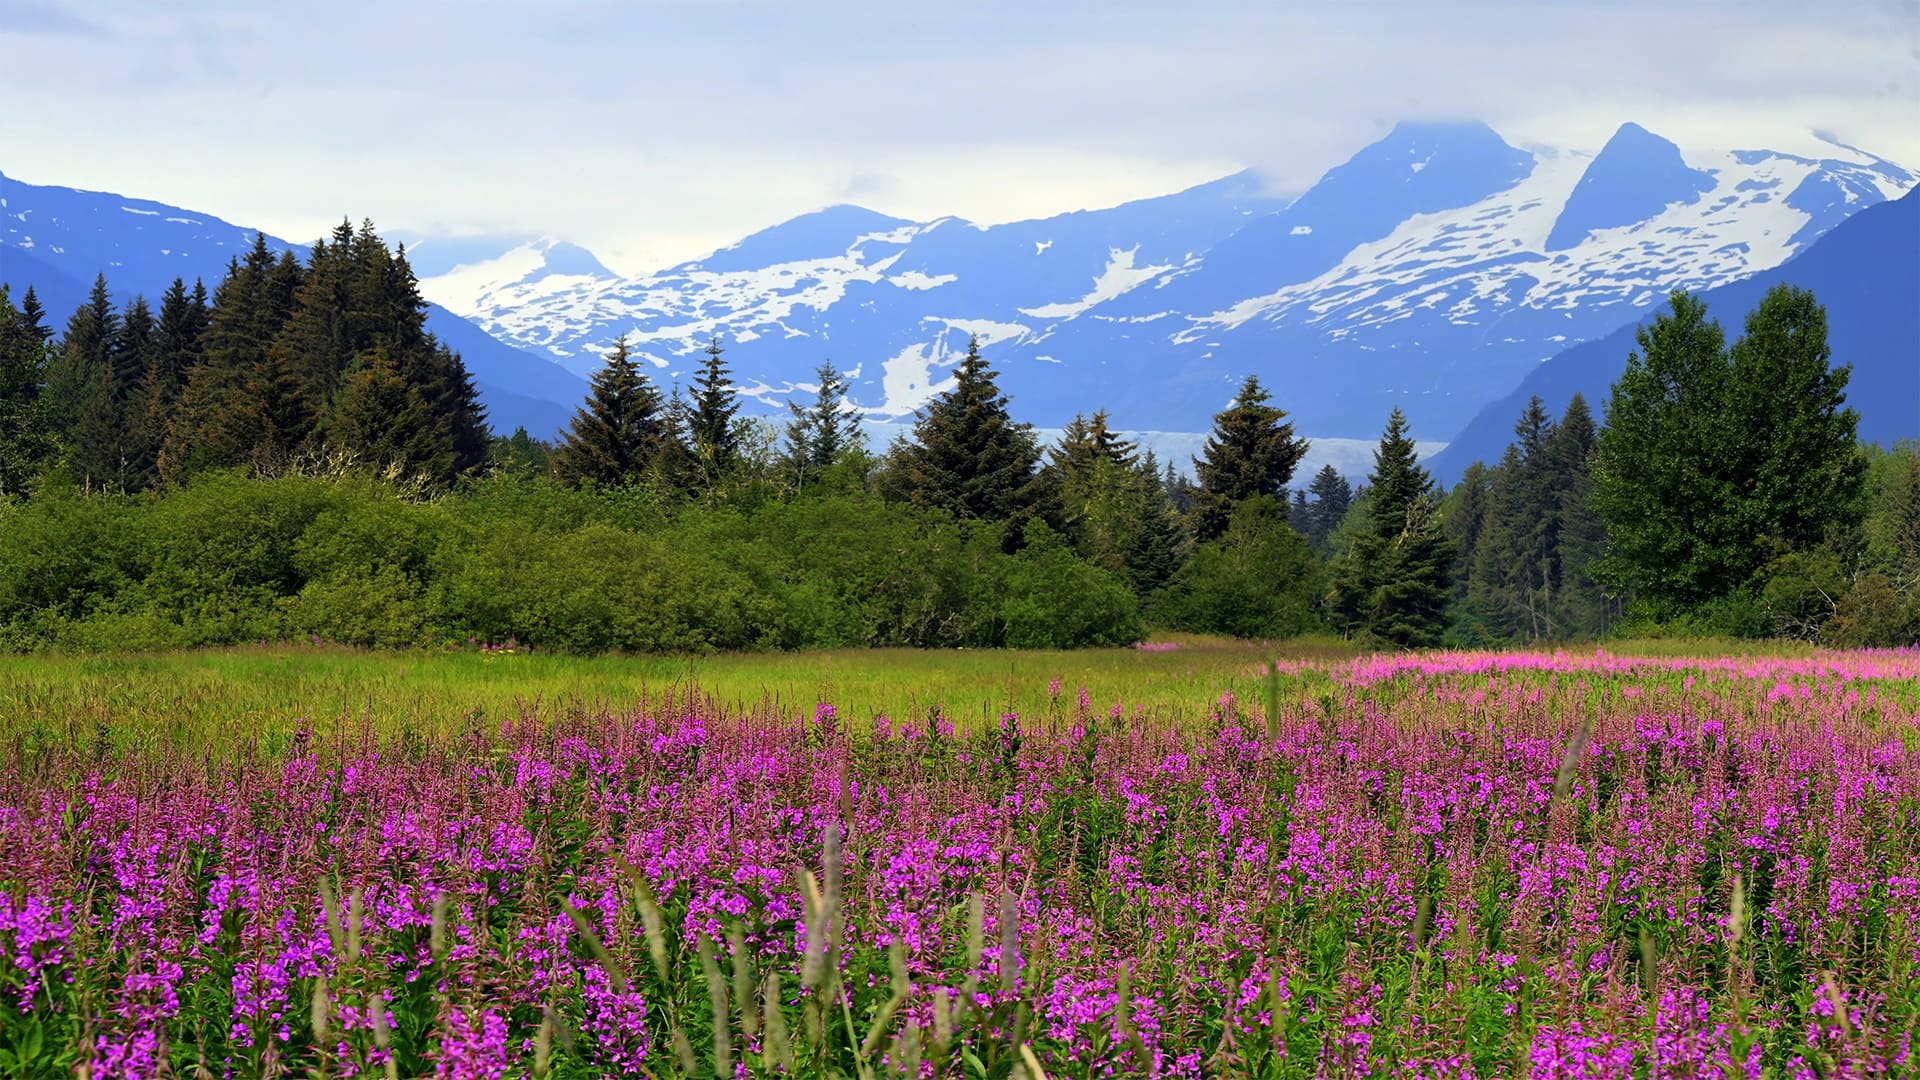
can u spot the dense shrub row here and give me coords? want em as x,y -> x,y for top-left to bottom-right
0,472 -> 1144,653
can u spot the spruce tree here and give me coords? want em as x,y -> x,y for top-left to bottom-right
45,275 -> 118,443
1443,461 -> 1493,598
1190,375 -> 1309,541
783,361 -> 862,484
1592,287 -> 1860,613
886,336 -> 1043,523
1122,451 -> 1189,593
1548,394 -> 1610,636
553,336 -> 667,488
1049,410 -> 1146,573
1332,408 -> 1453,646
1302,464 -> 1353,552
688,336 -> 740,486
18,287 -> 49,342
0,288 -> 56,498
164,237 -> 295,479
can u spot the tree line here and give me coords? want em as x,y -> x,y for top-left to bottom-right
1,222 -> 1914,652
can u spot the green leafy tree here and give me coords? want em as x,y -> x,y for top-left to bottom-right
1152,495 -> 1323,639
1189,375 -> 1309,542
882,336 -> 1044,525
1332,408 -> 1453,646
553,336 -> 667,488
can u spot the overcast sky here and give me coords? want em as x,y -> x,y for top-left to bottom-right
3,0 -> 1916,274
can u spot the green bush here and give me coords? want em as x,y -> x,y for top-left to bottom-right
1150,496 -> 1324,639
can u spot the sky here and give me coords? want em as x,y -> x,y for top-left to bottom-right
3,0 -> 1917,276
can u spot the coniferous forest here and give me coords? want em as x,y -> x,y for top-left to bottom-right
0,225 -> 1914,653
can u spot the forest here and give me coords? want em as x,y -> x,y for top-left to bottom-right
0,222 -> 1914,654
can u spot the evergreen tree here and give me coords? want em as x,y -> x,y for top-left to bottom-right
1469,397 -> 1563,641
110,296 -> 156,402
1592,287 -> 1862,613
0,288 -> 56,498
45,275 -> 118,443
1190,375 -> 1309,541
552,335 -> 667,488
1724,285 -> 1865,556
18,287 -> 49,342
328,345 -> 434,475
1443,461 -> 1492,600
1122,451 -> 1188,594
884,336 -> 1043,524
1547,393 -> 1610,636
782,361 -> 863,483
1331,408 -> 1453,646
153,278 -> 210,397
688,336 -> 740,486
1301,463 -> 1353,552
165,237 -> 291,479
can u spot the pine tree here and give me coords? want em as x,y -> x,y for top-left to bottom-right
1443,461 -> 1493,599
1592,287 -> 1861,613
553,335 -> 667,488
1332,408 -> 1453,646
885,336 -> 1043,524
18,287 -> 49,342
687,336 -> 740,487
45,275 -> 118,443
328,345 -> 436,475
783,361 -> 863,484
1547,394 -> 1610,636
1122,451 -> 1188,593
164,236 -> 300,479
1301,464 -> 1353,552
0,288 -> 56,498
1190,375 -> 1309,541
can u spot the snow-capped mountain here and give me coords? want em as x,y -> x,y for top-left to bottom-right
1429,185 -> 1920,485
0,171 -> 588,437
424,121 -> 1914,445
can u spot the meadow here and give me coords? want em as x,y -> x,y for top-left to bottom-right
1,643 -> 1916,1078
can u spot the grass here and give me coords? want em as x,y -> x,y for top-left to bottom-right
0,633 -> 1367,750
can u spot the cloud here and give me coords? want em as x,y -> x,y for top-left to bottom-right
0,0 -> 106,35
0,0 -> 1914,270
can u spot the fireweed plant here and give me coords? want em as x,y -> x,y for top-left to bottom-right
1,650 -> 1917,1078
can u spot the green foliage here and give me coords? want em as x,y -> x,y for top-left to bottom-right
782,362 -> 864,487
880,337 -> 1045,528
1190,375 -> 1309,541
0,471 -> 1154,655
1594,287 -> 1864,618
1295,464 -> 1352,553
688,336 -> 742,486
1151,495 -> 1323,639
988,518 -> 1144,648
0,288 -> 56,500
553,335 -> 669,489
1331,409 -> 1453,647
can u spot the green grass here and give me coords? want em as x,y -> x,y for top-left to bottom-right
0,633 -> 1370,749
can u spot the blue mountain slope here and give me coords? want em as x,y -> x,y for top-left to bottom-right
442,121 -> 1910,447
1545,122 -> 1716,251
1428,186 -> 1920,485
0,170 -> 588,436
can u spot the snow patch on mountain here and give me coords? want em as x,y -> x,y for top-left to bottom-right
1019,246 -> 1176,319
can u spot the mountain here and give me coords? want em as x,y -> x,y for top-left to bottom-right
424,122 -> 1914,447
1429,186 -> 1920,485
0,170 -> 587,436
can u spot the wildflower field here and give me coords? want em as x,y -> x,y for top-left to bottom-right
1,645 -> 1917,1078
